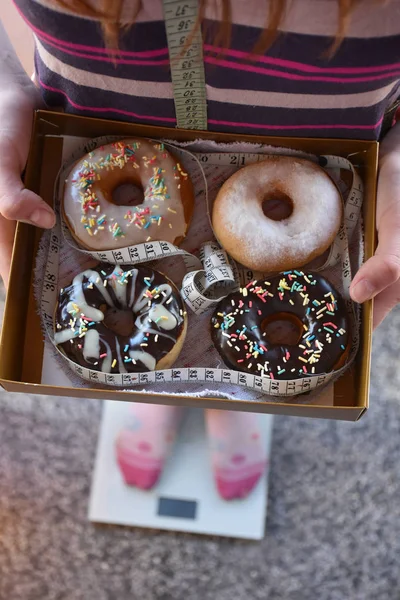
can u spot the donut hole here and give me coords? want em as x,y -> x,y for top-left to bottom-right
262,191 -> 293,221
112,180 -> 144,207
102,306 -> 134,337
261,312 -> 303,346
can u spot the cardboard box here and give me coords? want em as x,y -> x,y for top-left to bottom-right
0,110 -> 377,421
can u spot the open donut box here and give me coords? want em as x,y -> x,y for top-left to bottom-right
0,110 -> 377,421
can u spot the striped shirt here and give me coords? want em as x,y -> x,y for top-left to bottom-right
13,0 -> 400,140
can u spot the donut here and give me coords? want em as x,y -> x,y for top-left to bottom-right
54,264 -> 187,374
212,157 -> 342,272
62,138 -> 194,250
211,270 -> 349,380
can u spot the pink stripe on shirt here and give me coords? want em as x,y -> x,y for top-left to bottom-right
33,31 -> 400,82
205,56 -> 400,84
209,116 -> 384,131
39,77 -> 383,132
38,78 -> 176,123
204,44 -> 400,75
35,34 -> 170,65
14,1 -> 168,58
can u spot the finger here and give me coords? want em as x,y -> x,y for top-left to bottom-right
0,158 -> 55,228
350,166 -> 400,304
373,281 -> 400,329
350,251 -> 400,304
0,215 -> 16,288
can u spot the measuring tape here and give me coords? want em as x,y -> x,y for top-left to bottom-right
39,137 -> 362,398
163,0 -> 207,130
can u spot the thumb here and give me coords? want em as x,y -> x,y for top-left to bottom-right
350,157 -> 400,305
350,212 -> 400,305
350,251 -> 400,304
0,155 -> 55,228
372,280 -> 400,329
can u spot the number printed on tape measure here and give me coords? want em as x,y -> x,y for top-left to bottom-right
163,0 -> 207,130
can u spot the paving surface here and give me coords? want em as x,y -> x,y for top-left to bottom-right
0,279 -> 400,600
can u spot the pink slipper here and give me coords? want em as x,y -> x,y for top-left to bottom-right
114,405 -> 183,491
214,460 -> 267,500
115,435 -> 164,490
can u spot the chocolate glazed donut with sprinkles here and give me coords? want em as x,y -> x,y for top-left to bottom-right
62,138 -> 194,250
211,271 -> 349,380
54,264 -> 187,374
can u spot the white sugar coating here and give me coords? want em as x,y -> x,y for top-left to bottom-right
212,157 -> 342,271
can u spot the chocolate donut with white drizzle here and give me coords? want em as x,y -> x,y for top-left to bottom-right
54,264 -> 187,374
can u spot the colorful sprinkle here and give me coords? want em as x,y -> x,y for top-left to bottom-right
212,271 -> 348,381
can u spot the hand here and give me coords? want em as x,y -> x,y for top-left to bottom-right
0,88 -> 55,287
350,123 -> 400,328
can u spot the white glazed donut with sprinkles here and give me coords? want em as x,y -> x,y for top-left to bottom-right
62,138 -> 194,250
211,270 -> 349,380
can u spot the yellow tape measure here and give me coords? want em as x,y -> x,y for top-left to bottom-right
163,0 -> 208,130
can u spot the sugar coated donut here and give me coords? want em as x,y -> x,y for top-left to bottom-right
54,264 -> 187,373
212,157 -> 342,272
211,270 -> 349,380
62,138 -> 194,250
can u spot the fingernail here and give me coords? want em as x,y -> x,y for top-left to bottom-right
351,279 -> 375,303
28,209 -> 55,228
